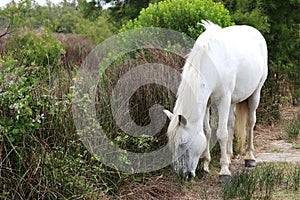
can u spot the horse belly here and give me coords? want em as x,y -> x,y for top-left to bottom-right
231,72 -> 262,103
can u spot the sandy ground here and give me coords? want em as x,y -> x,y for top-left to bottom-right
255,106 -> 300,163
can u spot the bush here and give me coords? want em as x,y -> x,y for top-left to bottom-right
8,30 -> 65,67
0,30 -> 65,144
121,0 -> 233,39
0,29 -> 125,199
0,30 -> 95,199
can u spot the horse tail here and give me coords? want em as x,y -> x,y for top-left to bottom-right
234,100 -> 248,153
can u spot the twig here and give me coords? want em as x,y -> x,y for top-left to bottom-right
0,23 -> 11,38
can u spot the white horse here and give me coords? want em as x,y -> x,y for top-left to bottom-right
164,21 -> 268,182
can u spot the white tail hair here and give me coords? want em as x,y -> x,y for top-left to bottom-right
234,100 -> 248,153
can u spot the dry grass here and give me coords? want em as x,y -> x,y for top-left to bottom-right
118,175 -> 183,200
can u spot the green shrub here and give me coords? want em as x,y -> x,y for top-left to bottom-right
121,0 -> 233,39
8,30 -> 65,67
0,28 -> 129,199
0,31 -> 85,198
0,31 -> 65,144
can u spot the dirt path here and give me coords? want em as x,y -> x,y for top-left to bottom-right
255,106 -> 300,163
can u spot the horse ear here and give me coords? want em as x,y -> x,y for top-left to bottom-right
178,115 -> 187,126
163,109 -> 174,120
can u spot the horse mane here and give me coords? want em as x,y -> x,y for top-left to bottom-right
172,20 -> 221,119
167,21 -> 222,145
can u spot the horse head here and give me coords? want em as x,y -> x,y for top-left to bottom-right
164,110 -> 207,180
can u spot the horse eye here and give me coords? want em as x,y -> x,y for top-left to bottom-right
179,142 -> 188,148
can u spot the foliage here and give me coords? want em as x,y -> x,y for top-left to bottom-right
122,0 -> 233,40
0,0 -> 113,43
0,30 -> 115,199
263,0 -> 300,105
0,0 -> 31,31
107,0 -> 161,29
72,14 -> 113,43
216,0 -> 270,34
96,49 -> 182,153
0,0 -> 299,198
9,30 -> 64,66
0,31 -> 64,144
256,67 -> 281,125
78,0 -> 102,20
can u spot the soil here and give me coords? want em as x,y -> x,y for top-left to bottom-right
255,106 -> 300,163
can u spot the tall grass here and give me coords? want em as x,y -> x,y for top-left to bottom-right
96,49 -> 184,153
286,114 -> 300,140
223,163 -> 300,200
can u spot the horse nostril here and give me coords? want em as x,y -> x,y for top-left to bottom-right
186,171 -> 195,180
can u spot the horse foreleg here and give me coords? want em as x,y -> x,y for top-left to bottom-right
216,98 -> 231,180
203,106 -> 211,175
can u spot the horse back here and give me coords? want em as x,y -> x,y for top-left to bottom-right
202,25 -> 268,103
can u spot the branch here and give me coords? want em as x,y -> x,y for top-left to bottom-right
0,23 -> 11,38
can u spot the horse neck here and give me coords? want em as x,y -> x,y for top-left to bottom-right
173,63 -> 210,124
173,36 -> 212,123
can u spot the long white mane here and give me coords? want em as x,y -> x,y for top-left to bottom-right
167,20 -> 222,142
172,20 -> 221,120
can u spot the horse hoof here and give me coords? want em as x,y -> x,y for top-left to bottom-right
245,159 -> 256,167
219,175 -> 231,183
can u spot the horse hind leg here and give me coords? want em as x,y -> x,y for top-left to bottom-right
227,104 -> 235,162
215,97 -> 232,181
244,90 -> 262,167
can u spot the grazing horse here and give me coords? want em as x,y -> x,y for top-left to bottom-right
164,21 -> 268,182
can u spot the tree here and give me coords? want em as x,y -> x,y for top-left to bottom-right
78,0 -> 102,20
215,0 -> 270,33
218,0 -> 300,112
263,0 -> 300,104
106,0 -> 162,29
